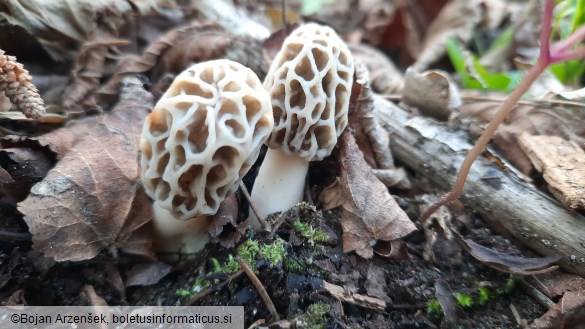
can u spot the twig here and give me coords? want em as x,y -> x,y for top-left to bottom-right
281,0 -> 287,27
185,269 -> 244,306
461,95 -> 585,109
420,0 -> 585,222
236,256 -> 280,322
267,211 -> 287,240
0,229 -> 32,242
518,279 -> 555,309
509,304 -> 528,327
239,181 -> 271,231
382,93 -> 585,109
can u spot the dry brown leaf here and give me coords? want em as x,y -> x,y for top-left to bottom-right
62,39 -> 130,111
411,0 -> 482,71
373,239 -> 409,260
19,76 -> 154,261
337,131 -> 416,259
0,0 -> 160,61
402,68 -> 461,121
533,271 -> 585,299
458,92 -> 585,174
434,280 -> 465,327
262,23 -> 299,66
323,280 -> 386,311
530,291 -> 585,329
454,232 -> 562,275
208,193 -> 250,248
125,262 -> 172,287
320,178 -> 342,211
350,44 -> 404,95
364,264 -> 391,303
96,23 -> 264,104
418,195 -> 462,266
518,134 -> 585,210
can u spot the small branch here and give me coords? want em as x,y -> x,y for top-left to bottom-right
239,181 -> 271,232
185,270 -> 244,306
419,61 -> 548,222
421,0 -> 585,221
0,229 -> 32,242
373,94 -> 585,276
460,95 -> 585,109
236,256 -> 280,322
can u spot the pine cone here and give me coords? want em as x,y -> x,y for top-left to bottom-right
0,49 -> 45,119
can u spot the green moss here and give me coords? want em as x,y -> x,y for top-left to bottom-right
260,238 -> 287,268
477,287 -> 492,306
455,293 -> 474,308
176,277 -> 210,299
304,303 -> 330,329
426,300 -> 442,317
237,239 -> 260,264
293,220 -> 329,245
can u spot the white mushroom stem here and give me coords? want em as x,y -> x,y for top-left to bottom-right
151,203 -> 210,255
250,147 -> 309,228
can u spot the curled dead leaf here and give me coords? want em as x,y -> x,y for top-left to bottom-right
208,193 -> 251,248
530,291 -> 585,329
0,0 -> 160,61
402,68 -> 461,121
337,131 -> 416,258
454,232 -> 562,275
434,279 -> 465,327
19,76 -> 154,261
349,43 -> 404,95
411,0 -> 482,71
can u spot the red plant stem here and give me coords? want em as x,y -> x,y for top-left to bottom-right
419,58 -> 549,222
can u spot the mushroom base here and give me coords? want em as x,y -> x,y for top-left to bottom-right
250,147 -> 309,228
151,203 -> 210,257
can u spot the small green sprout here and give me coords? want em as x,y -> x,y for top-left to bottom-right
260,238 -> 287,268
222,254 -> 241,274
237,239 -> 260,264
427,300 -> 443,317
497,275 -> 516,295
210,257 -> 222,272
455,292 -> 474,308
304,303 -> 330,329
477,287 -> 492,306
284,256 -> 304,272
176,277 -> 210,299
293,220 -> 329,245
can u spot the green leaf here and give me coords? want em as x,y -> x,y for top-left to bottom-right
446,37 -> 521,92
487,27 -> 515,53
477,287 -> 492,306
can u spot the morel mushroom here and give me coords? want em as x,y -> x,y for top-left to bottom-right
250,23 -> 354,225
140,59 -> 273,253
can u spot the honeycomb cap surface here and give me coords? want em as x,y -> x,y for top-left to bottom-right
141,59 -> 274,220
264,23 -> 354,161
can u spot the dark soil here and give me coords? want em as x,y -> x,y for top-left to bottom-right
0,174 -> 548,328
